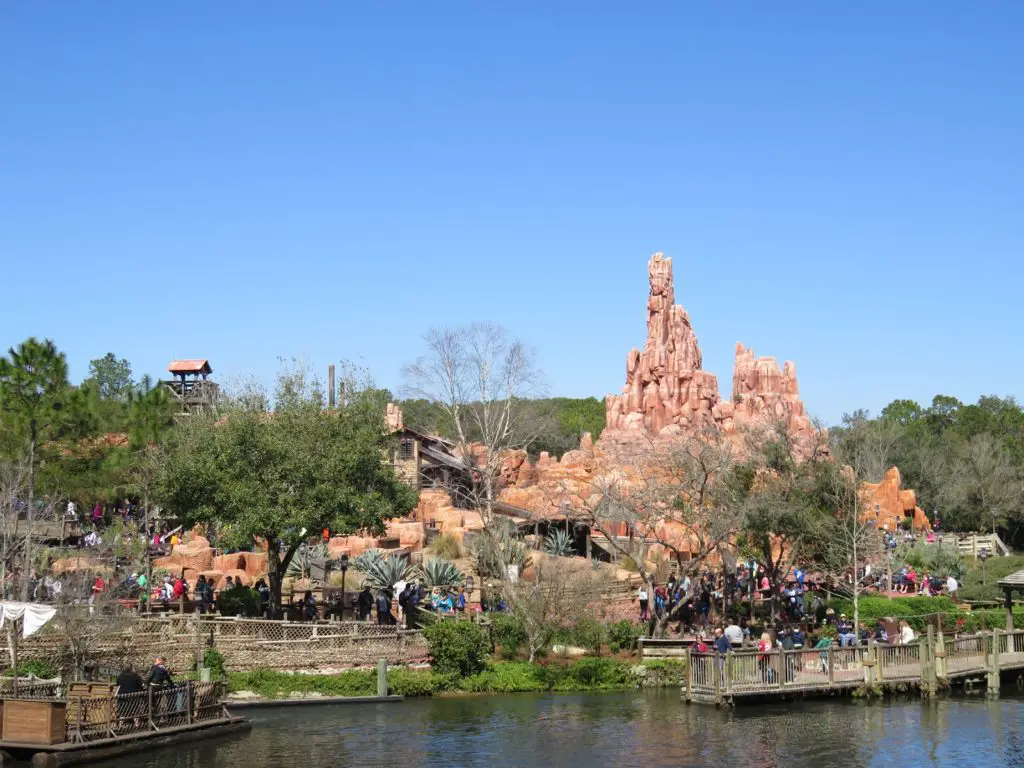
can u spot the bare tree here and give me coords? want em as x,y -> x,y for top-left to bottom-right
501,556 -> 600,662
402,323 -> 546,521
944,434 -> 1024,535
577,429 -> 743,637
812,463 -> 886,631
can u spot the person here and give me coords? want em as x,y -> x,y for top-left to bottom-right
693,633 -> 710,653
455,587 -> 466,614
161,576 -> 174,602
357,585 -> 374,621
946,574 -> 959,600
712,627 -> 730,655
837,614 -> 857,647
303,590 -> 318,621
146,656 -> 173,687
757,632 -> 774,683
255,579 -> 271,616
724,617 -> 744,647
778,627 -> 796,682
637,585 -> 649,622
195,575 -> 213,614
815,633 -> 833,674
115,664 -> 144,728
66,500 -> 77,521
137,572 -> 149,613
438,591 -> 454,613
899,620 -> 916,645
376,589 -> 394,625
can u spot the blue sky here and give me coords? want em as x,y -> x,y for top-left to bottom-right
2,2 -> 1021,425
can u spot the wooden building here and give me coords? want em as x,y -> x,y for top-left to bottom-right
390,426 -> 473,498
163,359 -> 219,414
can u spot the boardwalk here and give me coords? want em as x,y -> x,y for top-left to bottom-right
686,629 -> 1024,705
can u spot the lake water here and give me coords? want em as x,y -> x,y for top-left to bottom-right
91,691 -> 1024,767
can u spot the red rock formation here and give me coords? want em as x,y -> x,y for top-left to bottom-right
386,402 -> 404,433
860,467 -> 932,532
603,253 -> 821,458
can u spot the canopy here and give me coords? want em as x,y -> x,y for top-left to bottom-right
0,601 -> 57,637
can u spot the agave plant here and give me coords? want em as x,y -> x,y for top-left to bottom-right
544,529 -> 574,557
286,541 -> 330,579
420,558 -> 465,589
361,554 -> 418,591
351,548 -> 384,573
469,526 -> 533,579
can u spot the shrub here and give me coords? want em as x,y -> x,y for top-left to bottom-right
556,657 -> 633,690
217,585 -> 262,617
387,669 -> 445,697
430,533 -> 462,560
607,620 -> 643,654
829,596 -> 957,631
568,618 -> 606,655
201,648 -> 226,678
422,620 -> 490,677
4,660 -> 59,679
491,614 -> 527,659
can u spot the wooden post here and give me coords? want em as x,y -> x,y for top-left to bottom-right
987,629 -> 1001,697
922,625 -> 937,698
147,686 -> 154,730
827,646 -> 835,686
863,640 -> 877,686
685,647 -> 693,702
377,658 -> 387,697
934,629 -> 947,682
1005,587 -> 1014,633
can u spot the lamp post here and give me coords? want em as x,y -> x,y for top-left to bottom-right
339,554 -> 349,620
979,547 -> 990,587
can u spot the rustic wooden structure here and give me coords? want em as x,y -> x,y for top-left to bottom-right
162,359 -> 218,414
997,568 -> 1024,631
390,426 -> 473,495
685,627 -> 1024,705
0,681 -> 243,765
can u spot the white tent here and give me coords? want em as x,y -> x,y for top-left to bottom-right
0,601 -> 57,637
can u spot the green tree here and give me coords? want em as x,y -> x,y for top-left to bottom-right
155,366 -> 417,616
0,338 -> 72,598
86,353 -> 134,401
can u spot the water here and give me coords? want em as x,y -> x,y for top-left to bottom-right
90,691 -> 1024,767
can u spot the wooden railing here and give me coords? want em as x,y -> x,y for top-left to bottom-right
686,629 -> 1024,704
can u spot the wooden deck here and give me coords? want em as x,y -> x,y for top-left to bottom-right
685,629 -> 1024,705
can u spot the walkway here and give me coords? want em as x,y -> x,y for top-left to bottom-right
685,629 -> 1024,705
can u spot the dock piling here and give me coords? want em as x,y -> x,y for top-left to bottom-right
377,659 -> 387,698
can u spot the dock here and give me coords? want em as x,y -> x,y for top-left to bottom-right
0,681 -> 248,766
684,628 -> 1024,705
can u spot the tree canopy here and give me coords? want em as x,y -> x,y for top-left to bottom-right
154,367 -> 418,614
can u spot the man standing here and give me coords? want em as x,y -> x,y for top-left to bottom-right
116,664 -> 144,728
376,589 -> 394,626
724,617 -> 744,648
357,585 -> 374,621
946,574 -> 959,601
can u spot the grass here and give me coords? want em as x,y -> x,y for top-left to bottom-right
227,658 -> 685,699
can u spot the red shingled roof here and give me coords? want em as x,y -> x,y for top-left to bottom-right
168,359 -> 212,375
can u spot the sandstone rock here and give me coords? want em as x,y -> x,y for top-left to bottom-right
386,402 -> 404,433
860,467 -> 932,532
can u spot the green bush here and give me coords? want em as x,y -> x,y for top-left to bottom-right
641,659 -> 686,687
607,620 -> 643,653
4,660 -> 59,679
957,554 -> 1024,602
387,668 -> 446,697
217,585 -> 262,617
201,648 -> 227,678
490,614 -> 526,659
829,596 -> 957,631
556,657 -> 634,690
422,620 -> 490,677
568,619 -> 607,655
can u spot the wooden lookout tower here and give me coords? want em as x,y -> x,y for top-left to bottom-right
163,359 -> 219,414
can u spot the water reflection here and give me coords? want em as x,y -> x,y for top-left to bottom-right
88,692 -> 1024,768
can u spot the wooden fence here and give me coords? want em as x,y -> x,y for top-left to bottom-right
686,628 -> 1024,705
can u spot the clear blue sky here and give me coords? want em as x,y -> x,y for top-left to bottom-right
2,2 -> 1021,425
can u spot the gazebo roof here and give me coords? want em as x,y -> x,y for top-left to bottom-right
168,359 -> 212,375
997,569 -> 1024,589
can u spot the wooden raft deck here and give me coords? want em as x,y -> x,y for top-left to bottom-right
685,629 -> 1024,705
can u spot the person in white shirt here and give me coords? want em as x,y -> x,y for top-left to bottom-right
946,575 -> 958,599
899,621 -> 916,645
724,620 -> 744,647
637,587 -> 649,621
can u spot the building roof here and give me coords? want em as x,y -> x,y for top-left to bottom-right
168,359 -> 212,375
997,569 -> 1024,589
